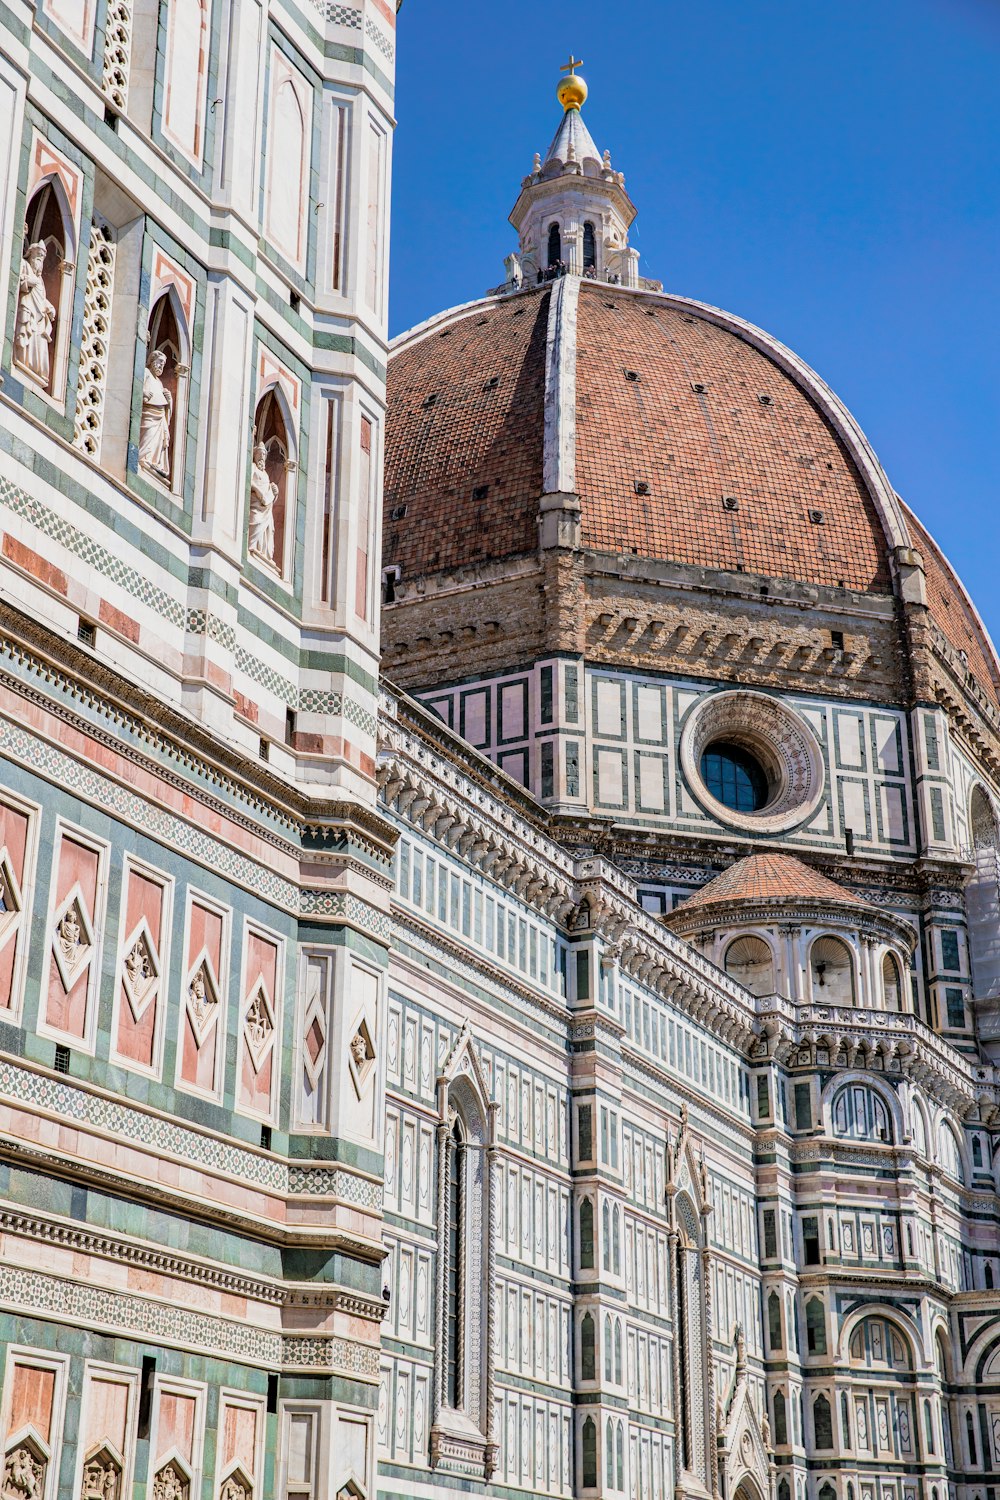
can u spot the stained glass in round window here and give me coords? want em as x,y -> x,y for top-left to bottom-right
700,742 -> 769,813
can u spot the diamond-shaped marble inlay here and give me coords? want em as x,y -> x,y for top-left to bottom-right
121,918 -> 160,1021
244,984 -> 275,1073
0,846 -> 24,950
186,954 -> 220,1045
51,884 -> 94,992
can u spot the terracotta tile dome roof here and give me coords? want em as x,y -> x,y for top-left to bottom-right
673,851 -> 865,914
574,291 -> 891,590
903,503 -> 1000,710
383,291 -> 550,576
385,281 -> 900,591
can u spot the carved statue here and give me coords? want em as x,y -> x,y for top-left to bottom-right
761,1410 -> 771,1448
247,441 -> 278,566
152,1460 -> 188,1500
57,906 -> 82,961
503,250 -> 522,289
734,1321 -> 746,1370
350,1030 -> 370,1067
14,241 -> 55,387
188,968 -> 209,1022
138,350 -> 173,480
125,941 -> 149,988
219,1477 -> 250,1500
3,1444 -> 44,1498
245,994 -> 272,1050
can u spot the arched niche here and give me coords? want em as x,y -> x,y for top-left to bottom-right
967,786 -> 1000,1001
809,935 -> 855,1005
249,384 -> 296,577
15,176 -> 76,397
881,951 -> 903,1011
139,288 -> 190,492
547,222 -> 561,269
936,1120 -> 966,1185
724,934 -> 775,997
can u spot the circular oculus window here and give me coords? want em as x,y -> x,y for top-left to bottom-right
680,690 -> 825,834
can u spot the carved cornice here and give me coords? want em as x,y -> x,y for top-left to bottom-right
0,1208 -> 389,1321
752,1000 -> 997,1120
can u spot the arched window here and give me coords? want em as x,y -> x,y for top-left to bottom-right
813,1395 -> 833,1449
614,1318 -> 622,1384
967,787 -> 1000,1001
547,222 -> 561,268
15,179 -> 74,398
581,1312 -> 595,1380
444,1117 -> 463,1408
882,952 -> 903,1011
582,1416 -> 597,1488
973,1136 -> 983,1167
675,1193 -> 709,1485
616,1421 -> 624,1490
778,1481 -> 790,1500
139,291 -> 189,493
966,1410 -> 977,1466
986,1263 -> 995,1290
768,1290 -> 782,1350
806,1297 -> 827,1355
249,386 -> 294,577
841,1392 -> 851,1448
604,1313 -> 612,1381
579,1197 -> 594,1270
810,936 -> 855,1004
602,1200 -> 611,1270
606,1417 -> 614,1486
924,1399 -> 935,1454
938,1123 -> 965,1184
773,1390 -> 787,1445
912,1101 -> 928,1157
831,1083 -> 893,1143
583,221 -> 596,271
725,935 -> 775,997
612,1204 -> 621,1275
432,1055 -> 496,1469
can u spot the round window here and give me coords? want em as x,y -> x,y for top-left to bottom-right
700,742 -> 769,813
679,690 -> 826,834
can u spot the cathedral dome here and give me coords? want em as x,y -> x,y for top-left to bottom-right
384,277 -> 999,699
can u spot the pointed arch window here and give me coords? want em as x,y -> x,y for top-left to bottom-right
773,1390 -> 787,1446
579,1197 -> 594,1270
547,222 -> 561,269
15,179 -> 75,399
768,1290 -> 783,1351
813,1394 -> 833,1449
583,221 -> 596,271
581,1313 -> 595,1381
581,1416 -> 597,1488
139,291 -> 189,494
805,1296 -> 827,1355
675,1193 -> 708,1483
431,1038 -> 498,1477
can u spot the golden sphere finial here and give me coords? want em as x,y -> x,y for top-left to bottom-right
557,54 -> 588,111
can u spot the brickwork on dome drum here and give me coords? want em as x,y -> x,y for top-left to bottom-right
904,506 -> 1000,712
575,288 -> 892,592
383,291 -> 549,576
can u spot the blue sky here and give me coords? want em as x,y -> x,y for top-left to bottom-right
389,0 -> 999,644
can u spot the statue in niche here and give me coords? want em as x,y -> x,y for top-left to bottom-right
503,250 -> 522,289
13,241 -> 55,387
248,440 -> 278,567
138,349 -> 173,480
350,1030 -> 371,1068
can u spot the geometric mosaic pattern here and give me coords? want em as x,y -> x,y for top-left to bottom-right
0,1058 -> 381,1205
0,1261 -> 378,1374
